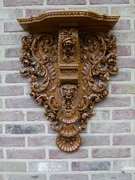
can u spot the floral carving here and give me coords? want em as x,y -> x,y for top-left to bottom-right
60,28 -> 77,63
18,10 -> 119,152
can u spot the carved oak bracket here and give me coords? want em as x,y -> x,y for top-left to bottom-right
17,10 -> 120,152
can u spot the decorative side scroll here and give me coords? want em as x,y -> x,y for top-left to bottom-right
18,10 -> 120,152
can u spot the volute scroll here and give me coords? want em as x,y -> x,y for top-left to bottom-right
17,10 -> 120,152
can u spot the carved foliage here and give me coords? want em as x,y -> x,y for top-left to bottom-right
80,33 -> 118,103
20,29 -> 118,152
20,34 -> 57,106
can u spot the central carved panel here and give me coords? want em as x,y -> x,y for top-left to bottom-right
58,28 -> 79,85
18,10 -> 120,152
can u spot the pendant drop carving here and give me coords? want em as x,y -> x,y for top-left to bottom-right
17,10 -> 120,152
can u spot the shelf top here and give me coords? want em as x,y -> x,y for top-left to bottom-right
17,9 -> 120,33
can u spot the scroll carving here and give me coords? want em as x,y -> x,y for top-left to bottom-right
18,10 -> 120,152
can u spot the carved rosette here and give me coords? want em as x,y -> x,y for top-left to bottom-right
18,10 -> 120,152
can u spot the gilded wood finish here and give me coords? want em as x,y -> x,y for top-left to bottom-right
18,10 -> 120,152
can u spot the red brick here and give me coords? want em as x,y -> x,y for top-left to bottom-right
5,124 -> 45,134
112,110 -> 135,120
96,97 -> 131,107
47,0 -> 86,5
111,7 -> 135,17
7,174 -> 46,180
89,7 -> 109,14
25,9 -> 46,17
28,136 -> 56,146
25,8 -> 65,17
0,162 -> 26,172
112,20 -> 130,30
7,149 -> 45,159
90,0 -> 129,4
117,58 -> 135,68
3,0 -> 44,6
0,9 -> 23,20
0,111 -> 24,121
48,125 -> 56,134
50,174 -> 88,180
0,86 -> 24,96
0,127 -> 2,134
0,99 -> 3,108
0,125 -> 2,134
114,32 -> 135,43
110,71 -> 131,81
27,111 -> 45,121
5,73 -> 27,83
0,137 -> 25,147
5,48 -> 21,58
29,161 -> 68,172
0,34 -> 21,45
117,45 -> 131,56
92,148 -> 131,158
90,110 -> 110,120
82,135 -> 110,146
5,98 -> 38,108
49,149 -> 88,159
113,135 -> 135,145
90,123 -> 130,133
0,149 -> 3,158
113,160 -> 135,171
92,173 -> 132,180
0,61 -> 21,70
4,22 -> 24,32
111,84 -> 135,94
72,161 -> 110,171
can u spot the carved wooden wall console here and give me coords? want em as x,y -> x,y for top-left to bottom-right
17,10 -> 120,152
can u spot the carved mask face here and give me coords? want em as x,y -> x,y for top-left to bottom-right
61,84 -> 77,100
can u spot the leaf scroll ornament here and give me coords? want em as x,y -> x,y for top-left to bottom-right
20,31 -> 118,152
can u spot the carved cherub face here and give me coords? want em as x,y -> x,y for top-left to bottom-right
61,84 -> 77,100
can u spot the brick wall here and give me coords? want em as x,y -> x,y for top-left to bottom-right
0,0 -> 135,180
